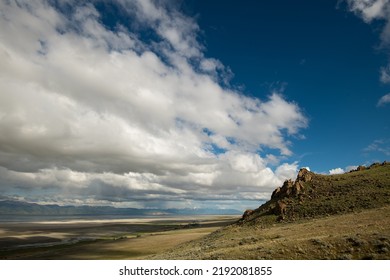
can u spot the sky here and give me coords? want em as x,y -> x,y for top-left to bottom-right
0,0 -> 389,211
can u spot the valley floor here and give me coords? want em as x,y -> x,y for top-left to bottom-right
2,206 -> 390,260
0,216 -> 238,259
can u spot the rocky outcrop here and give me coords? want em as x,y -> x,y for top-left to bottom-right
269,168 -> 313,220
242,209 -> 254,219
239,162 -> 390,226
273,200 -> 287,220
297,168 -> 312,182
349,161 -> 389,173
271,168 -> 312,200
357,165 -> 366,171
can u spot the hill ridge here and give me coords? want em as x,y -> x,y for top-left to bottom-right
150,161 -> 390,259
239,161 -> 390,226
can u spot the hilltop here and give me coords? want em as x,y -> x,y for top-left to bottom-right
151,162 -> 390,259
239,161 -> 390,225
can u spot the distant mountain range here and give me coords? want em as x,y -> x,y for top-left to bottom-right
0,200 -> 241,216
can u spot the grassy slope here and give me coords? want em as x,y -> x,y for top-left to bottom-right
151,163 -> 390,260
245,162 -> 390,225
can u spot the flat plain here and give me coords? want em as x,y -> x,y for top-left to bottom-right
0,215 -> 238,259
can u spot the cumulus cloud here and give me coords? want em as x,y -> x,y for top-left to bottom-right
329,168 -> 345,175
346,0 -> 390,23
0,0 -> 307,208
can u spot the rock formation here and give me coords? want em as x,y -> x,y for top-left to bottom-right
240,162 -> 389,225
242,209 -> 254,219
274,200 -> 287,220
357,165 -> 366,171
297,168 -> 312,182
269,168 -> 313,220
271,168 -> 312,200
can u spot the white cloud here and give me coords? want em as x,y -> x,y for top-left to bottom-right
380,66 -> 390,83
346,0 -> 390,22
275,162 -> 300,180
329,168 -> 345,175
345,0 -> 390,90
347,0 -> 390,22
364,139 -> 390,155
0,0 -> 308,207
377,93 -> 390,106
345,165 -> 359,172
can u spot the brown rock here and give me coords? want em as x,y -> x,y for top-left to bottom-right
270,168 -> 312,204
274,201 -> 287,220
271,187 -> 281,199
242,209 -> 254,219
297,168 -> 312,182
284,179 -> 295,196
357,166 -> 366,171
293,180 -> 304,196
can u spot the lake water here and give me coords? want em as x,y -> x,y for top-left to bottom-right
0,214 -> 237,223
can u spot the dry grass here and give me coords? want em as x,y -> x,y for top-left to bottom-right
151,205 -> 390,260
152,164 -> 390,260
59,227 -> 221,260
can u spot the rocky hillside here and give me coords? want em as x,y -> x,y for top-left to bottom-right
150,162 -> 390,260
240,161 -> 390,225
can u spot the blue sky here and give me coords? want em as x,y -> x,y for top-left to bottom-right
188,0 -> 390,172
0,0 -> 389,210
